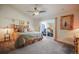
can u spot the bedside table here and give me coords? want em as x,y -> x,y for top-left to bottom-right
4,33 -> 10,41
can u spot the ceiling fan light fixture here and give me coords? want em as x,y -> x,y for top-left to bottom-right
34,11 -> 39,15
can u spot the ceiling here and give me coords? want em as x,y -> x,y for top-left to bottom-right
10,4 -> 79,20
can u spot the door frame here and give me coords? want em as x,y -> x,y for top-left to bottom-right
54,17 -> 58,41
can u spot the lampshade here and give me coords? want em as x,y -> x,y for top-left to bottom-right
74,28 -> 79,38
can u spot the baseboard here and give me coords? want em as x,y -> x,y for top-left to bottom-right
54,39 -> 74,46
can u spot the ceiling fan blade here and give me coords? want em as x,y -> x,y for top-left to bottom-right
39,11 -> 46,13
26,11 -> 35,12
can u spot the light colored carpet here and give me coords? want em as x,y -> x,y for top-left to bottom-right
9,36 -> 74,54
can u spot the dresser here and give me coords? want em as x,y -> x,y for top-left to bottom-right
74,37 -> 79,54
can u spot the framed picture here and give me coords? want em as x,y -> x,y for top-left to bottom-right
60,14 -> 74,30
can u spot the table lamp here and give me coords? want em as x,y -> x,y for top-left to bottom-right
74,28 -> 79,38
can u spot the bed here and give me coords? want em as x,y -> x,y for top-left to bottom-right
19,32 -> 43,38
15,32 -> 43,48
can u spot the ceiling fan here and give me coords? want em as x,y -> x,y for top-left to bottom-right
25,5 -> 46,16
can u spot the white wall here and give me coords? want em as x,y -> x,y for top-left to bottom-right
32,18 -> 41,31
56,10 -> 79,45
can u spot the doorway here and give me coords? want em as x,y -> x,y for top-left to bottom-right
40,19 -> 55,39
